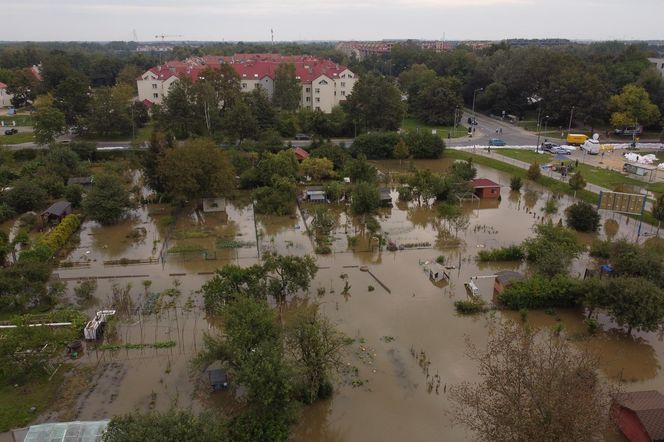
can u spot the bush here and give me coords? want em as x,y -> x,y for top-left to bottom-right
64,184 -> 84,208
3,180 -> 48,213
253,178 -> 297,216
454,298 -> 486,314
350,132 -> 401,159
398,185 -> 413,201
0,203 -> 15,223
510,176 -> 522,191
498,275 -> 584,309
436,255 -> 445,264
477,245 -> 525,262
36,214 -> 81,256
403,131 -> 445,159
589,239 -> 612,259
526,162 -> 541,181
566,201 -> 600,232
543,199 -> 558,214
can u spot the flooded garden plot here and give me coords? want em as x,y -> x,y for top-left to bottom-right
43,160 -> 664,441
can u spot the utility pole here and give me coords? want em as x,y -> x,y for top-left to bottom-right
567,106 -> 575,136
472,88 -> 483,122
535,107 -> 542,152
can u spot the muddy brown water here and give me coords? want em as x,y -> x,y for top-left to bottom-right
41,160 -> 662,440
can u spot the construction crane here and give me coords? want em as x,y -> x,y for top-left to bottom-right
155,34 -> 183,42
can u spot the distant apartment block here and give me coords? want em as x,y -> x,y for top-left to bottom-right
137,54 -> 358,113
336,40 -> 450,60
648,58 -> 664,78
136,44 -> 174,52
0,82 -> 13,108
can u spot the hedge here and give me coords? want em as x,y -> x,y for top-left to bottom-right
497,275 -> 584,310
37,214 -> 81,255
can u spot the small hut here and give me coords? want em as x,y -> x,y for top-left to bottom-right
202,197 -> 227,213
206,361 -> 229,391
494,270 -> 524,294
611,390 -> 664,442
471,178 -> 501,199
294,147 -> 310,162
41,200 -> 72,225
428,263 -> 449,282
379,187 -> 392,202
304,186 -> 326,202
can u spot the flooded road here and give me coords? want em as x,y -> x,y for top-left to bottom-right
49,160 -> 663,441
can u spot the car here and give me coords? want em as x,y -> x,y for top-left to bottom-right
294,133 -> 311,140
466,117 -> 479,125
541,141 -> 558,152
550,146 -> 571,155
488,138 -> 506,146
4,128 -> 18,135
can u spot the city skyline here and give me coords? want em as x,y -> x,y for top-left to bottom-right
3,0 -> 664,42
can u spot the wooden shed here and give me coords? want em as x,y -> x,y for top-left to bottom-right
493,270 -> 524,294
294,147 -> 310,161
304,186 -> 326,202
471,178 -> 501,199
611,390 -> 664,442
41,200 -> 72,225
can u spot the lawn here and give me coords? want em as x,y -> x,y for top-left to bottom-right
0,132 -> 35,145
401,117 -> 466,139
498,148 -> 552,164
0,114 -> 34,126
0,370 -> 65,432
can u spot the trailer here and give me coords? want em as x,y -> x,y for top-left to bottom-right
83,310 -> 116,340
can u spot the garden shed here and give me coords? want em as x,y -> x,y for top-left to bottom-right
471,179 -> 501,199
206,361 -> 229,391
493,271 -> 524,294
202,197 -> 227,213
611,390 -> 664,442
304,186 -> 326,202
428,263 -> 449,282
41,201 -> 72,225
294,147 -> 310,161
379,187 -> 392,202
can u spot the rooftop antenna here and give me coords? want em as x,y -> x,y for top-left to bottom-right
271,29 -> 274,45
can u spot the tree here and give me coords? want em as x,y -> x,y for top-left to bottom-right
82,173 -> 132,225
160,76 -> 198,139
143,131 -> 174,193
253,178 -> 297,216
3,179 -> 47,213
64,184 -> 83,209
116,65 -> 142,93
223,99 -> 258,143
351,182 -> 381,216
272,63 -> 301,112
103,410 -> 228,442
310,143 -> 350,171
300,157 -> 334,181
350,132 -> 400,159
449,323 -> 611,442
245,88 -> 276,131
285,306 -> 348,404
403,131 -> 445,159
566,201 -> 600,232
523,222 -> 582,277
157,138 -> 235,203
605,277 -> 664,334
343,154 -> 377,183
7,68 -> 39,107
568,171 -> 586,194
33,106 -> 66,145
526,162 -> 541,181
509,176 -> 522,191
256,150 -> 299,186
83,84 -> 134,137
412,76 -> 464,126
345,74 -> 405,132
44,145 -> 80,181
262,254 -> 318,308
653,193 -> 664,236
53,71 -> 90,125
609,84 -> 661,128
393,139 -> 410,165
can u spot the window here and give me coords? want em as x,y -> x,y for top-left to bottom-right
242,83 -> 247,89
315,88 -> 320,93
319,79 -> 328,85
305,87 -> 310,93
306,97 -> 311,102
254,84 -> 260,89
152,83 -> 158,89
334,91 -> 336,96
316,106 -> 320,111
348,74 -> 353,78
340,82 -> 346,87
153,93 -> 159,99
341,90 -> 346,96
315,97 -> 320,103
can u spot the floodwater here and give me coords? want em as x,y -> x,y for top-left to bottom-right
45,160 -> 664,440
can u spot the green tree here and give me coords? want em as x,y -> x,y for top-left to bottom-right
300,157 -> 334,181
351,182 -> 381,216
82,173 -> 132,225
652,193 -> 664,236
33,106 -> 66,145
350,132 -> 401,159
253,178 -> 297,216
403,131 -> 446,159
44,145 -> 80,181
449,323 -> 611,441
343,154 -> 377,183
566,201 -> 600,232
310,143 -> 350,171
510,176 -> 522,191
3,179 -> 48,213
393,138 -> 410,165
606,277 -> 664,334
157,138 -> 235,204
160,76 -> 198,139
262,254 -> 318,308
143,131 -> 174,193
256,150 -> 299,186
609,84 -> 661,128
224,99 -> 258,143
568,171 -> 586,193
7,68 -> 39,107
272,63 -> 301,112
83,84 -> 134,137
53,71 -> 90,125
116,65 -> 142,93
64,184 -> 84,209
345,74 -> 405,132
526,162 -> 541,181
245,88 -> 277,131
523,223 -> 582,278
413,76 -> 464,126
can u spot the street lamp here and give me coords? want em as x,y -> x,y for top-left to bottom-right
472,88 -> 483,121
567,106 -> 575,136
453,106 -> 459,137
536,114 -> 549,152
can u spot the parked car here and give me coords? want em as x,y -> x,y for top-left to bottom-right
488,138 -> 506,146
294,133 -> 311,140
550,146 -> 571,155
4,128 -> 18,135
541,141 -> 558,152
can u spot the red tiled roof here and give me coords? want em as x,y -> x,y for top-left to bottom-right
142,99 -> 154,108
294,147 -> 310,159
614,391 -> 664,440
472,178 -> 500,188
141,54 -> 350,85
0,82 -> 6,89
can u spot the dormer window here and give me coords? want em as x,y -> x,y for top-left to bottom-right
319,79 -> 328,85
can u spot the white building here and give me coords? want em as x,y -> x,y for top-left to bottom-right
0,82 -> 13,108
648,58 -> 664,78
136,54 -> 358,113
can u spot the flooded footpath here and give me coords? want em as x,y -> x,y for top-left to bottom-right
44,159 -> 663,441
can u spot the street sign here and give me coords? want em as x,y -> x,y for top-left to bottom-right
597,191 -> 646,215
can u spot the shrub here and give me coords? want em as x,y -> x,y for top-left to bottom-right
436,255 -> 445,264
526,162 -> 541,181
477,245 -> 524,262
398,185 -> 413,201
589,239 -> 612,259
37,214 -> 81,254
0,203 -> 15,223
498,275 -> 584,310
566,201 -> 600,232
543,199 -> 558,214
403,131 -> 446,159
350,132 -> 400,159
454,298 -> 486,314
510,176 -> 523,191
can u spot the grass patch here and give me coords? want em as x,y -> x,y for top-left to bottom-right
0,114 -> 34,126
0,132 -> 35,145
167,244 -> 206,254
0,369 -> 65,432
499,148 -> 552,164
401,117 -> 466,139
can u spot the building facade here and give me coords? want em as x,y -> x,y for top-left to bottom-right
137,54 -> 358,113
0,82 -> 13,108
648,58 -> 664,78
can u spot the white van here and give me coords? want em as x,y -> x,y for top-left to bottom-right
581,139 -> 600,155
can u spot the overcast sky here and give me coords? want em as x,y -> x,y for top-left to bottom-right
3,0 -> 664,42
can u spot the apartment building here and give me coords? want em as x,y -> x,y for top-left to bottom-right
137,54 -> 358,113
0,83 -> 13,108
648,58 -> 664,78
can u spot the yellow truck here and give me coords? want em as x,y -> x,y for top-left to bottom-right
566,133 -> 588,145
